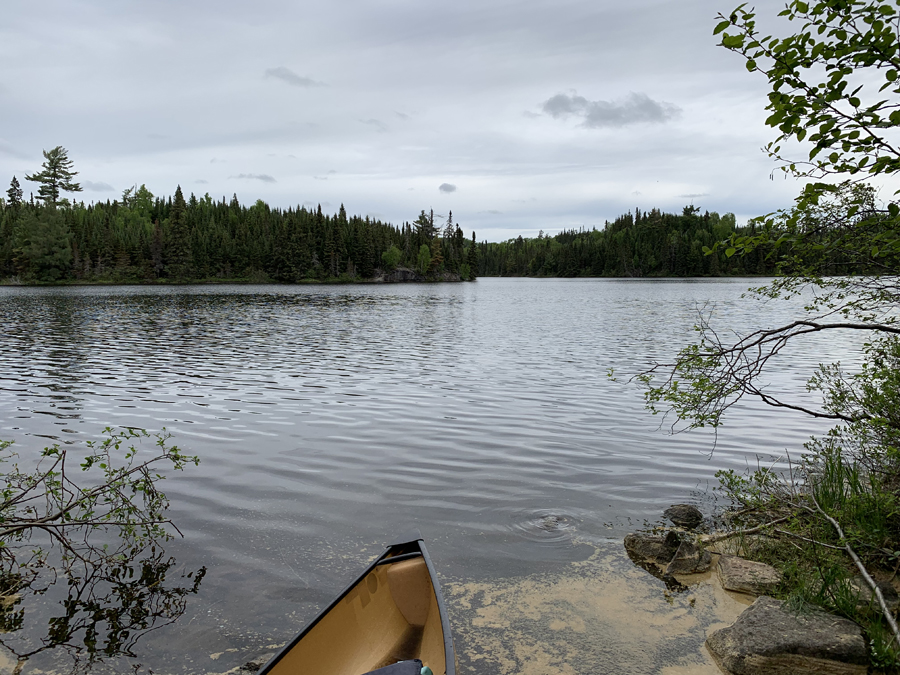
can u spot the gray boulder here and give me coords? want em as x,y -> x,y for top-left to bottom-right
848,575 -> 900,613
706,596 -> 868,675
718,555 -> 782,595
664,503 -> 704,529
665,539 -> 712,576
624,530 -> 680,563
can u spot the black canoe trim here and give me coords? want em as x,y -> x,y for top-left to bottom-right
256,533 -> 455,675
374,551 -> 423,566
419,539 -> 455,675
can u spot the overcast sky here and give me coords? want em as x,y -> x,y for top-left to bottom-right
1,0 -> 808,241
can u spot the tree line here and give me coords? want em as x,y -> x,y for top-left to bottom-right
476,206 -> 780,278
1,170 -> 478,284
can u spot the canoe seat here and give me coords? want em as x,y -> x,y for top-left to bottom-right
362,658 -> 423,675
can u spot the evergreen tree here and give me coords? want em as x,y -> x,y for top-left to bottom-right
467,231 -> 478,279
13,208 -> 72,281
165,185 -> 192,278
7,176 -> 23,208
429,236 -> 444,273
24,147 -> 82,206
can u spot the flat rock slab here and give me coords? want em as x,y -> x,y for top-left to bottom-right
664,503 -> 704,529
624,530 -> 680,564
706,596 -> 868,675
718,555 -> 781,596
665,540 -> 713,576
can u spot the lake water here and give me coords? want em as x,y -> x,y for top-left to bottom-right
0,278 -> 852,674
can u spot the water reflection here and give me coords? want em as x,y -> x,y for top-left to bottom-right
0,550 -> 204,675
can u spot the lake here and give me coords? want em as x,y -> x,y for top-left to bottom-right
0,278 -> 849,674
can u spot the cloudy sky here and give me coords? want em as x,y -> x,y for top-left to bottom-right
2,0 -> 806,241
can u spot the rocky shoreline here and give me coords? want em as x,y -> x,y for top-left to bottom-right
624,504 -> 876,675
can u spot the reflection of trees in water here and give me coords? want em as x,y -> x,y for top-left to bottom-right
0,550 -> 205,674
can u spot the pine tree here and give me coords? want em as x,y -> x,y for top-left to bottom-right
7,176 -> 23,208
24,147 -> 82,205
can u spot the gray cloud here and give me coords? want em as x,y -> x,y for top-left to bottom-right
394,111 -> 410,120
230,173 -> 276,183
439,183 -> 457,193
542,91 -> 681,128
360,119 -> 388,133
265,67 -> 325,88
678,192 -> 710,198
82,180 -> 115,192
195,179 -> 209,184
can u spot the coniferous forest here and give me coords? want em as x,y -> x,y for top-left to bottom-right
2,158 -> 781,285
0,180 -> 478,284
477,206 -> 778,277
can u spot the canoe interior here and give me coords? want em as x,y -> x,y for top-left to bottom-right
264,540 -> 449,675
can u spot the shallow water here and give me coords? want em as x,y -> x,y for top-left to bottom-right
0,278 -> 852,673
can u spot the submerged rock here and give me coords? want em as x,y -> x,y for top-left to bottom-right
664,539 -> 712,576
706,596 -> 868,675
624,530 -> 680,564
718,555 -> 782,596
664,503 -> 704,530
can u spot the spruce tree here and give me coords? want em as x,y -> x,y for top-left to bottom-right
24,147 -> 82,205
13,208 -> 73,281
7,176 -> 23,208
467,231 -> 478,279
165,185 -> 192,278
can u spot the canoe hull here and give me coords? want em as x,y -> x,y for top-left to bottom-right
259,533 -> 455,675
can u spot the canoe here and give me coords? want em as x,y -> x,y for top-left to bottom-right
258,531 -> 455,675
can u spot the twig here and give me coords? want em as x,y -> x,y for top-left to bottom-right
773,528 -> 844,550
700,515 -> 793,544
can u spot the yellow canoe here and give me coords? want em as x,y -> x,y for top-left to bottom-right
258,532 -> 455,675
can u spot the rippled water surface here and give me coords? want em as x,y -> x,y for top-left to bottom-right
0,278 -> 852,674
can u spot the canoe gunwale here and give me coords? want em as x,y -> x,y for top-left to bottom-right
374,551 -> 422,566
256,533 -> 455,675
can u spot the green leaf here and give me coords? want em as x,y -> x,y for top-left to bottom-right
725,247 -> 736,258
888,203 -> 900,217
714,20 -> 731,35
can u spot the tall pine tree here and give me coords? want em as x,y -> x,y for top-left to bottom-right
25,147 -> 82,206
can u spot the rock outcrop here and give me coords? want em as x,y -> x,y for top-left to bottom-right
665,539 -> 713,576
664,503 -> 704,529
718,555 -> 782,596
706,596 -> 868,675
624,530 -> 681,564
